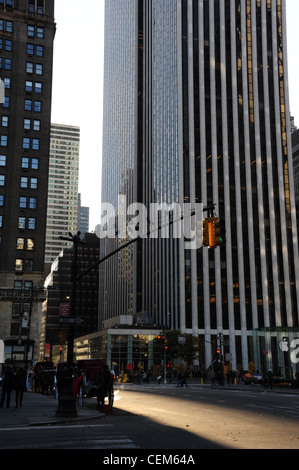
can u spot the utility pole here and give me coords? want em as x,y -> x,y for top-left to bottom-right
56,231 -> 86,418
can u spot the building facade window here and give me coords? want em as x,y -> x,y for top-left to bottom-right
0,174 -> 5,186
0,20 -> 13,32
25,99 -> 32,111
26,62 -> 33,74
4,59 -> 11,70
15,259 -> 23,272
35,82 -> 42,93
34,101 -> 41,112
18,217 -> 26,229
23,137 -> 30,149
30,177 -> 38,189
14,281 -> 22,290
32,138 -> 39,149
26,43 -> 34,55
26,80 -> 33,92
0,155 -> 5,166
28,217 -> 35,230
33,120 -> 40,131
24,281 -> 33,290
0,135 -> 7,146
35,63 -> 43,75
27,238 -> 34,250
17,238 -> 25,250
25,259 -> 33,272
20,176 -> 28,188
24,118 -> 31,130
29,197 -> 36,209
19,196 -> 27,208
31,158 -> 39,169
1,116 -> 8,127
21,157 -> 29,168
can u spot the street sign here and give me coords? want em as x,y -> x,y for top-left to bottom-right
59,316 -> 85,325
59,303 -> 70,317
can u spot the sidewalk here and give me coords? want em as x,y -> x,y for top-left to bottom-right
0,390 -> 102,428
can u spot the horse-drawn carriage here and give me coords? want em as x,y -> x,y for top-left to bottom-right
74,359 -> 114,412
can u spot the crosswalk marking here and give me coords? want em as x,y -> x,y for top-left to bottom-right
0,424 -> 140,449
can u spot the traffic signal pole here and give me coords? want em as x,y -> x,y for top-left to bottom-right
56,231 -> 86,418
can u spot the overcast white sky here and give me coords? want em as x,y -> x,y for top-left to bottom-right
50,1 -> 299,232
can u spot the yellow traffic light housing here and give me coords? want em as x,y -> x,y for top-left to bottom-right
203,218 -> 216,247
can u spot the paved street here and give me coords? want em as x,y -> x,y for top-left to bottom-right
108,382 -> 299,449
0,382 -> 298,452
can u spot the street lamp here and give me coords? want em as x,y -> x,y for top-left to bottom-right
55,231 -> 86,418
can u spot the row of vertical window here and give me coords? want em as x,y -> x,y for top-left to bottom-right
0,176 -> 37,188
0,61 -> 42,77
0,117 -> 41,130
17,237 -> 35,251
0,155 -> 39,169
15,258 -> 34,272
13,280 -> 33,290
27,43 -> 43,57
0,0 -> 45,15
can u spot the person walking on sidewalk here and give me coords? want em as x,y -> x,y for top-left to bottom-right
15,367 -> 27,408
0,365 -> 15,408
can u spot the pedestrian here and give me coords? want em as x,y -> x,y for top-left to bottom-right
181,371 -> 188,388
267,369 -> 274,390
0,365 -> 15,408
15,367 -> 27,408
156,374 -> 162,384
210,370 -> 216,388
176,371 -> 182,387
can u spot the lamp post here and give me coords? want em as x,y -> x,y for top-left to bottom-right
55,231 -> 85,417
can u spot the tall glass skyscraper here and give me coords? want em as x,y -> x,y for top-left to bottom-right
100,0 -> 299,375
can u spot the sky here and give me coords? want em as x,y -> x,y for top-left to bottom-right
50,0 -> 299,233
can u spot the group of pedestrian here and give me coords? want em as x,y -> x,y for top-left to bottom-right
0,365 -> 27,409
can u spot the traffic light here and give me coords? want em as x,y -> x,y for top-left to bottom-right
216,348 -> 221,360
213,217 -> 226,247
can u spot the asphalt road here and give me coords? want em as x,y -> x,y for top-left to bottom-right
109,383 -> 299,449
1,383 -> 299,453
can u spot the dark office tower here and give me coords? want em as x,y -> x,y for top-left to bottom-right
0,0 -> 55,365
100,0 -> 299,377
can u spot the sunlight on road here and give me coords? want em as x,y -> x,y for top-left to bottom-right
111,385 -> 299,449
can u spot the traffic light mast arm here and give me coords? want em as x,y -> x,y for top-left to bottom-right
77,204 -> 217,281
